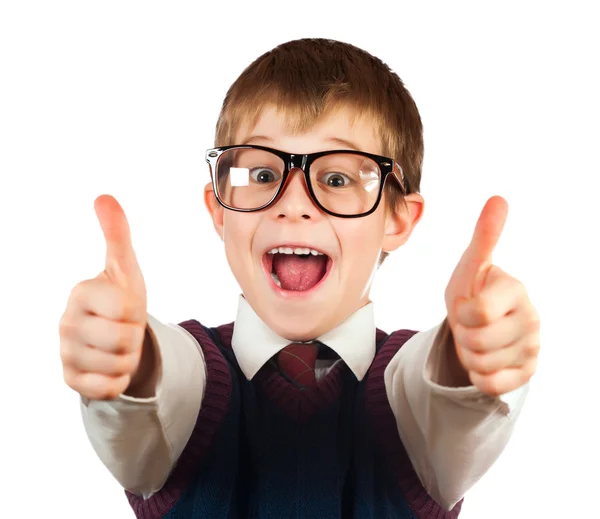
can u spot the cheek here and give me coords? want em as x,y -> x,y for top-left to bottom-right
223,212 -> 254,243
335,217 -> 386,269
222,213 -> 257,270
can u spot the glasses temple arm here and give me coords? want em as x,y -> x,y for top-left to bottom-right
393,161 -> 407,194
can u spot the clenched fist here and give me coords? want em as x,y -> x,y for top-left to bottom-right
59,195 -> 151,400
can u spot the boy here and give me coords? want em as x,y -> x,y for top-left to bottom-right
60,38 -> 540,518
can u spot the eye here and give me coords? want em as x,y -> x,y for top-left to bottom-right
250,167 -> 281,184
320,172 -> 352,187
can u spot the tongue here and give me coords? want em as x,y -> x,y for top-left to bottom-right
272,254 -> 328,291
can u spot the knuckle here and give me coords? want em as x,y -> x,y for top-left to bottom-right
81,373 -> 125,400
63,368 -> 81,392
121,352 -> 140,375
523,358 -> 538,381
112,352 -> 136,376
526,313 -> 541,334
62,369 -> 75,388
513,347 -> 526,367
469,351 -> 495,374
481,376 -> 502,397
120,323 -> 135,349
100,386 -> 121,400
59,342 -> 75,366
515,279 -> 527,297
524,340 -> 540,358
117,323 -> 141,352
70,280 -> 89,307
59,316 -> 79,340
117,291 -> 136,322
464,329 -> 485,351
105,377 -> 129,399
116,290 -> 128,319
473,296 -> 492,323
470,352 -> 489,373
444,285 -> 453,304
480,305 -> 495,324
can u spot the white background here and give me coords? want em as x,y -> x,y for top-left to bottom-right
1,1 -> 599,517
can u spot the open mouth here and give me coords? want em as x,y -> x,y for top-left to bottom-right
263,246 -> 331,292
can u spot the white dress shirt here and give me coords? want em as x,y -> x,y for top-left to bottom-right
80,296 -> 528,511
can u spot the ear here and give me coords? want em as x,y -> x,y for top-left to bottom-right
381,193 -> 424,253
204,182 -> 224,240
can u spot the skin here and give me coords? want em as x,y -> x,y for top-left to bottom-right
444,196 -> 541,395
204,106 -> 424,341
59,105 -> 540,401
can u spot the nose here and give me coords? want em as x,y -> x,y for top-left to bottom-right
273,167 -> 319,221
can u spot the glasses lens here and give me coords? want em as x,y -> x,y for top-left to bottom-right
310,153 -> 382,215
215,148 -> 285,210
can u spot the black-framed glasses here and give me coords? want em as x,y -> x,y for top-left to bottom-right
205,145 -> 407,218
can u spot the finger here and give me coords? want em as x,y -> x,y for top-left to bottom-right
63,365 -> 131,400
75,314 -> 145,354
449,196 -> 509,298
452,309 -> 528,353
94,194 -> 140,288
67,278 -> 144,323
454,267 -> 526,327
59,330 -> 140,375
453,302 -> 540,354
68,342 -> 140,376
469,357 -> 537,397
458,331 -> 539,374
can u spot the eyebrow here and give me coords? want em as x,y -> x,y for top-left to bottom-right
326,137 -> 360,151
241,135 -> 361,151
241,135 -> 273,145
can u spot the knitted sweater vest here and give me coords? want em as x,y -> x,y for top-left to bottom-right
125,320 -> 463,519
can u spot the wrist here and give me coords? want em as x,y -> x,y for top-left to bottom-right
432,318 -> 472,388
124,325 -> 159,398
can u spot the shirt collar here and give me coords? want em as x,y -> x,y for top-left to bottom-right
231,295 -> 376,382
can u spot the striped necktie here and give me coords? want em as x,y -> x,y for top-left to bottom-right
277,342 -> 319,387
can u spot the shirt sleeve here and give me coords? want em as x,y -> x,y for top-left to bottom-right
384,319 -> 529,511
79,314 -> 206,499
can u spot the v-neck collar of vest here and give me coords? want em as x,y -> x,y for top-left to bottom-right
252,357 -> 350,423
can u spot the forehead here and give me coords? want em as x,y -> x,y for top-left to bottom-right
233,104 -> 383,156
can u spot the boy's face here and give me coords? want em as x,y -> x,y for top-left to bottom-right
205,105 -> 423,341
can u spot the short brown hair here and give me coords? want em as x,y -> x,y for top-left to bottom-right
214,38 -> 424,262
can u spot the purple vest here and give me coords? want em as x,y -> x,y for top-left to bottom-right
125,320 -> 463,518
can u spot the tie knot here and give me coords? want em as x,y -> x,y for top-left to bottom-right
277,343 -> 319,387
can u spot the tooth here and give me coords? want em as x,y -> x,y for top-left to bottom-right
310,249 -> 319,255
271,271 -> 281,287
270,248 -> 279,254
280,247 -> 293,254
294,247 -> 310,255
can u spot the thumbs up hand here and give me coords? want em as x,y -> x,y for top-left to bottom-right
444,196 -> 540,397
59,195 -> 150,400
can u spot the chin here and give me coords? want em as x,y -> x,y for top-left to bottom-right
253,278 -> 360,341
267,303 -> 335,341
235,245 -> 371,340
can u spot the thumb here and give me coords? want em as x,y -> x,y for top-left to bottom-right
94,194 -> 141,288
450,196 -> 508,298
